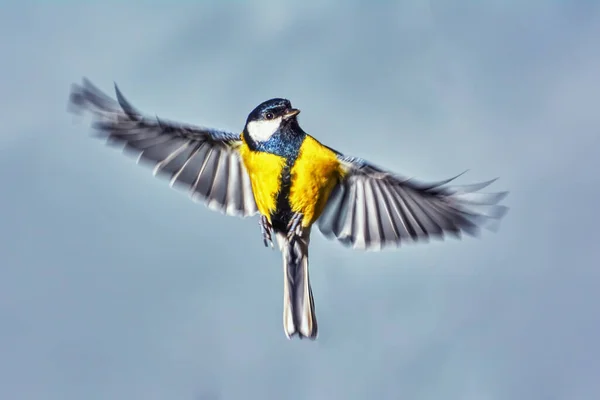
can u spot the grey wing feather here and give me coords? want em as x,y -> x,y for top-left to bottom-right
317,154 -> 508,251
68,78 -> 258,218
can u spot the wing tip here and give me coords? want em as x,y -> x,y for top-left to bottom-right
68,77 -> 120,118
67,78 -> 90,114
113,82 -> 141,120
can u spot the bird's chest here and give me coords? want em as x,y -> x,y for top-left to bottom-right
238,133 -> 303,221
239,134 -> 342,229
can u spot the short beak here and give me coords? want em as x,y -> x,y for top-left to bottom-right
283,108 -> 300,120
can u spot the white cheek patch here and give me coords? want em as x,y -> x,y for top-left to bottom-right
246,117 -> 282,142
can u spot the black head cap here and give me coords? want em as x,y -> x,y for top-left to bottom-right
246,98 -> 300,124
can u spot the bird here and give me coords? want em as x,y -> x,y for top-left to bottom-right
68,78 -> 508,340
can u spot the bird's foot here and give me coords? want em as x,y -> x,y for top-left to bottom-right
259,215 -> 274,248
287,213 -> 304,243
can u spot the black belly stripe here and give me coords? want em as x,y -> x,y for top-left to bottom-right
272,165 -> 294,231
243,123 -> 306,232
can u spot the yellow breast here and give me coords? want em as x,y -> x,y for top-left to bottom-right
289,135 -> 346,227
238,134 -> 286,219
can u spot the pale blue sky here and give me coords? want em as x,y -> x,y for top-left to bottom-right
1,2 -> 599,399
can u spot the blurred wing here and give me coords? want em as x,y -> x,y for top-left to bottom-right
68,78 -> 258,217
317,154 -> 508,251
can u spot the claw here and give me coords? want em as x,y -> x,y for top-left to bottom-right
287,213 -> 303,242
259,215 -> 274,248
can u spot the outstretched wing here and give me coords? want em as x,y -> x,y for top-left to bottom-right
317,154 -> 508,251
68,78 -> 258,217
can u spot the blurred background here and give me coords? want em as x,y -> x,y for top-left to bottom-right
1,1 -> 599,399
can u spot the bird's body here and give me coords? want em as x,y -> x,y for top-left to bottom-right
237,99 -> 346,338
69,79 -> 508,340
239,131 -> 343,230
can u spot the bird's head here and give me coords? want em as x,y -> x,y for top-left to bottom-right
244,98 -> 300,143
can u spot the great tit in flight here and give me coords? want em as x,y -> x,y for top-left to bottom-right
69,79 -> 508,340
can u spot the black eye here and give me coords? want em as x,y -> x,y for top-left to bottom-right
265,112 -> 274,120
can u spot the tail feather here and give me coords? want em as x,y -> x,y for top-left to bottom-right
277,231 -> 318,340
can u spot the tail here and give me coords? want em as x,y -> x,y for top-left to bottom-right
276,230 -> 318,340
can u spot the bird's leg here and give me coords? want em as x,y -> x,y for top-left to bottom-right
259,215 -> 274,248
287,213 -> 304,243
